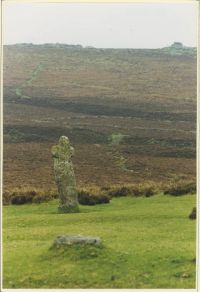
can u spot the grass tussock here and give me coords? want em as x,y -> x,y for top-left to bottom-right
3,180 -> 196,206
49,242 -> 105,261
3,187 -> 58,205
77,186 -> 110,205
189,207 -> 196,220
163,180 -> 196,196
104,182 -> 159,198
3,186 -> 111,206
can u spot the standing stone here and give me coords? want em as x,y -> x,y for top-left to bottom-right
51,136 -> 79,213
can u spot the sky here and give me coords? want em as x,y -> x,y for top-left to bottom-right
3,2 -> 198,49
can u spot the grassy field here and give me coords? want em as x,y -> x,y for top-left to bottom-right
3,194 -> 196,289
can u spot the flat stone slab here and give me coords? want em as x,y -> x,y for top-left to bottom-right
53,235 -> 102,247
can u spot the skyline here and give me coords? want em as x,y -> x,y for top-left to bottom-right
3,42 -> 197,49
3,2 -> 198,49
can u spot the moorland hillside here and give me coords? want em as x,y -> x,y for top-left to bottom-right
3,44 -> 197,192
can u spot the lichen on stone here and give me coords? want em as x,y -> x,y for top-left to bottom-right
52,136 -> 79,213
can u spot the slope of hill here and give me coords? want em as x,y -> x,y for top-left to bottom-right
3,44 -> 196,191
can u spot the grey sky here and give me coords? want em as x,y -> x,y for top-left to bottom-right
3,2 -> 198,48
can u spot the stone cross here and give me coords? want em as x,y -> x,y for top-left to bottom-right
51,136 -> 79,213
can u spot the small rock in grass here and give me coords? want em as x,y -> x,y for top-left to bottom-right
52,235 -> 102,248
174,272 -> 191,279
181,273 -> 190,279
189,207 -> 196,219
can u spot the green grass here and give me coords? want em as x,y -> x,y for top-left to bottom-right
110,133 -> 128,145
3,194 -> 196,288
15,62 -> 43,100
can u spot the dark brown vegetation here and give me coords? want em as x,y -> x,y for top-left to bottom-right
163,180 -> 196,196
189,207 -> 196,220
3,180 -> 195,206
78,187 -> 110,205
3,44 -> 196,202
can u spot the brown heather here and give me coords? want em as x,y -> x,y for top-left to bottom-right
3,45 -> 196,198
